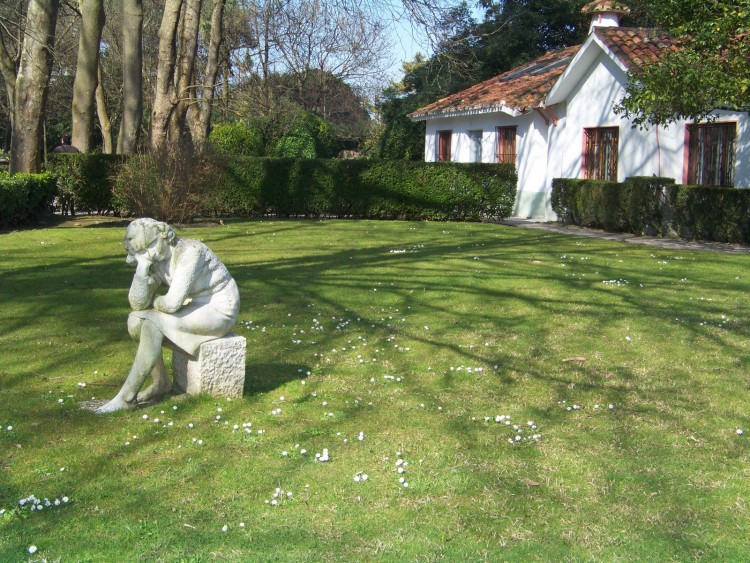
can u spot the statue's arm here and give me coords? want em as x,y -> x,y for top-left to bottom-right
128,272 -> 160,311
152,244 -> 201,314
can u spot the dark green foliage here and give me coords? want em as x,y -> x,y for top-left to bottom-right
667,184 -> 750,243
0,172 -> 57,228
552,176 -> 750,243
271,112 -> 336,159
46,154 -> 124,215
208,123 -> 265,156
216,158 -> 517,221
48,153 -> 516,222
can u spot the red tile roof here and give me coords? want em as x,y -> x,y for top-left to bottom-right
594,27 -> 680,71
409,27 -> 679,120
408,45 -> 580,120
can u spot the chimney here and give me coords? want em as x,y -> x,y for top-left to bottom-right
582,0 -> 630,33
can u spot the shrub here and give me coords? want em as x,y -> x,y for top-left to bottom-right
112,143 -> 222,224
208,123 -> 264,157
552,176 -> 750,243
0,172 -> 57,228
667,185 -> 750,242
214,158 -> 517,221
46,154 -> 124,215
270,111 -> 336,159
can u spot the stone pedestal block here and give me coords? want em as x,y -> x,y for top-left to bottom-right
173,333 -> 246,398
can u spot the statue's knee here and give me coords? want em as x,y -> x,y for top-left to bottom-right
127,315 -> 143,340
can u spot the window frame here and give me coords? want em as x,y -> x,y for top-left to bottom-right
582,126 -> 619,181
685,122 -> 736,187
496,126 -> 517,164
436,130 -> 452,162
468,130 -> 483,163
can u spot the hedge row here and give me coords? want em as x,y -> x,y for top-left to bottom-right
551,176 -> 750,243
0,172 -> 57,228
215,158 -> 517,221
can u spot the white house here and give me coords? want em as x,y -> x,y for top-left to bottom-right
408,0 -> 750,219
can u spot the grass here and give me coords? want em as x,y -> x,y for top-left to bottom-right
1,216 -> 749,561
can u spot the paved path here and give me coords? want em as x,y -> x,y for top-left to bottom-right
501,218 -> 750,254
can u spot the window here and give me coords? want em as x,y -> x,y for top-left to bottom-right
436,130 -> 452,162
468,130 -> 483,162
583,127 -> 619,180
686,122 -> 736,186
496,126 -> 517,164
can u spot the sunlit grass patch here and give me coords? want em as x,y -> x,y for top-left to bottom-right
1,217 -> 749,560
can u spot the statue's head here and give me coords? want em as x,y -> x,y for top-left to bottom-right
124,218 -> 177,265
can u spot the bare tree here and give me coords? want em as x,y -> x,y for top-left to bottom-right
150,0 -> 183,149
71,0 -> 105,152
11,0 -> 59,173
273,1 -> 392,106
116,0 -> 142,153
187,0 -> 225,147
0,1 -> 27,152
95,60 -> 112,152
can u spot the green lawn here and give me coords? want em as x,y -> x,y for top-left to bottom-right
1,217 -> 749,561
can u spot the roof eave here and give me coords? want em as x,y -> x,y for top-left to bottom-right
408,103 -> 523,122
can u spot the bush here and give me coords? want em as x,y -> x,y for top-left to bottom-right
208,123 -> 264,157
270,111 -> 336,159
667,185 -> 750,242
112,143 -> 222,224
46,154 -> 124,215
215,158 -> 517,221
552,176 -> 750,243
0,172 -> 57,228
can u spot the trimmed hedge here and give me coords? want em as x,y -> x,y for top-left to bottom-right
0,172 -> 57,228
45,154 -> 516,222
216,158 -> 517,221
45,154 -> 125,215
552,176 -> 750,244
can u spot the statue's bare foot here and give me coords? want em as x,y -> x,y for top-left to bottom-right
95,397 -> 136,414
137,380 -> 172,403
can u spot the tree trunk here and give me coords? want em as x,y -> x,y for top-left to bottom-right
168,0 -> 202,144
187,0 -> 225,147
0,2 -> 25,153
71,0 -> 105,152
118,0 -> 143,154
10,0 -> 59,174
96,62 -> 112,153
117,0 -> 143,154
151,0 -> 183,150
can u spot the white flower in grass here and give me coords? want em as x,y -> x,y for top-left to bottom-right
6,426 -> 12,431
281,451 -> 289,457
737,429 -> 744,435
222,524 -> 228,532
28,546 -> 38,554
239,522 -> 245,528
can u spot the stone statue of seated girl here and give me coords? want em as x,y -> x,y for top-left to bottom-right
97,218 -> 240,413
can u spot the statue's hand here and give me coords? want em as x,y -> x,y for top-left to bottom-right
134,251 -> 153,277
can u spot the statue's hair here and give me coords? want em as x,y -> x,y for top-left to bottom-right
130,218 -> 178,246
